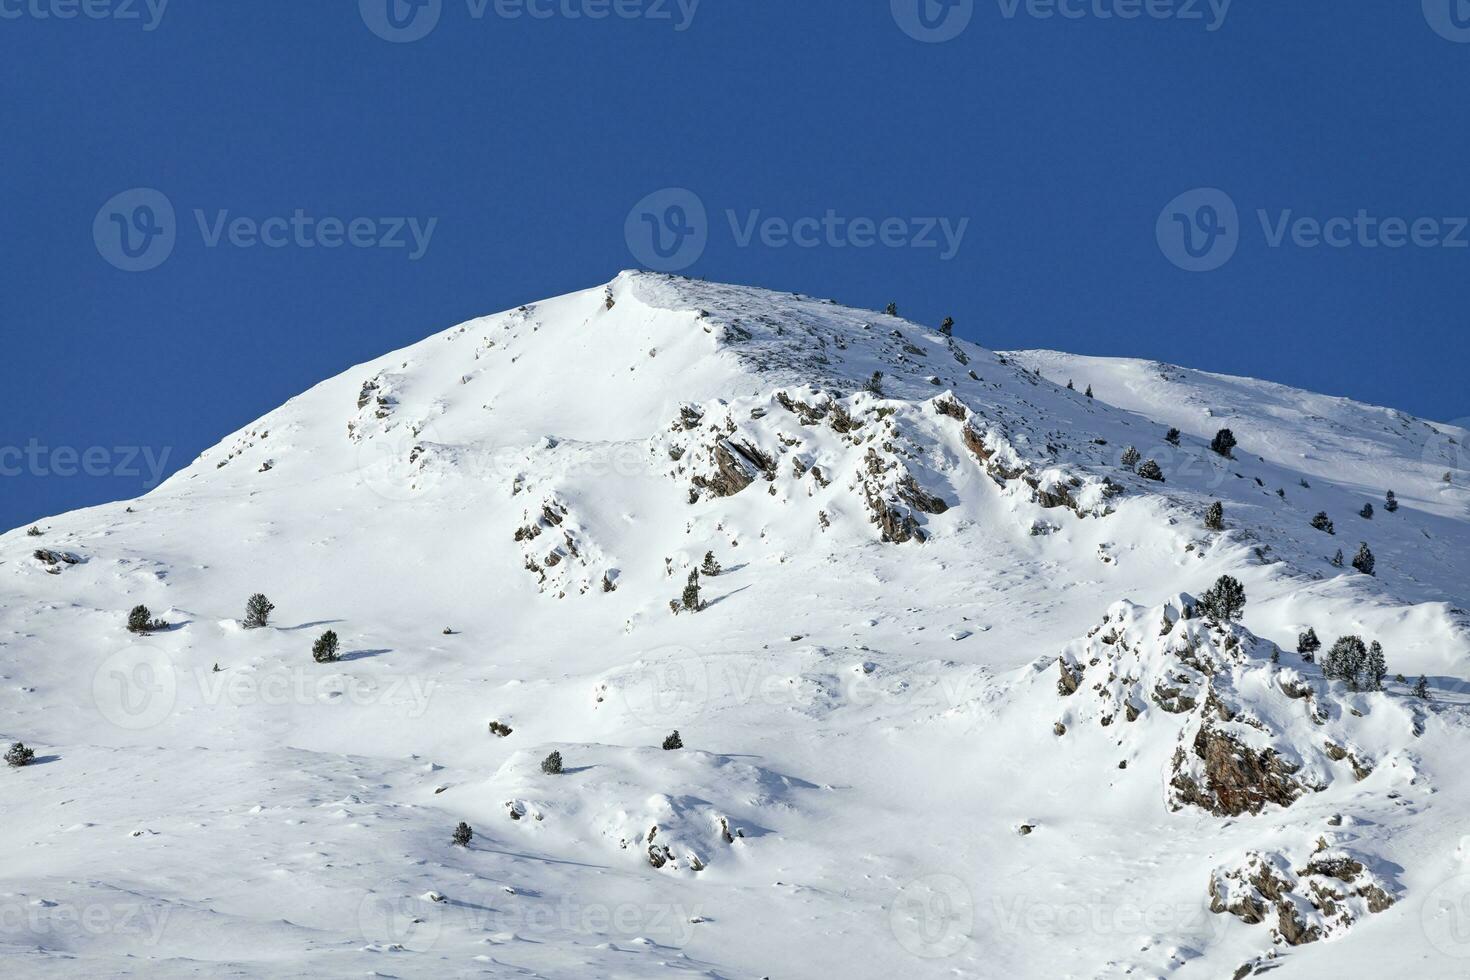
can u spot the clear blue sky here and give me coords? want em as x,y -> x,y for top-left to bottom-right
4,1 -> 1468,532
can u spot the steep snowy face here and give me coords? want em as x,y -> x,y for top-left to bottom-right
3,273 -> 1469,980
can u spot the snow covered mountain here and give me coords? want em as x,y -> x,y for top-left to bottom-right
3,272 -> 1469,978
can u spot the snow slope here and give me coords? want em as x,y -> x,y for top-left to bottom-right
2,272 -> 1468,978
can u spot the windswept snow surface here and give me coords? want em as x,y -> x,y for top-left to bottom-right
3,273 -> 1468,978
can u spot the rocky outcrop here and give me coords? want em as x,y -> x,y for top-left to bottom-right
692,439 -> 774,498
1049,596 -> 1401,818
1209,844 -> 1397,946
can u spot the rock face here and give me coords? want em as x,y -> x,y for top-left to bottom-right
1047,595 -> 1409,818
1209,844 -> 1397,946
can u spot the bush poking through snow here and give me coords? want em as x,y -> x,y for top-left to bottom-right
701,551 -> 722,576
939,316 -> 954,337
884,302 -> 898,317
1120,446 -> 1140,471
541,751 -> 563,775
6,743 -> 35,768
662,730 -> 683,751
1360,503 -> 1374,520
243,593 -> 275,629
489,721 -> 513,737
864,371 -> 885,396
1384,491 -> 1398,513
1165,427 -> 1181,446
1414,675 -> 1431,699
1211,428 -> 1237,458
1352,543 -> 1376,576
126,604 -> 168,635
1311,512 -> 1336,535
452,822 -> 473,847
1332,549 -> 1344,567
1297,628 -> 1321,661
1200,575 -> 1246,624
1204,501 -> 1225,531
312,630 -> 340,663
1085,384 -> 1093,399
1137,459 -> 1165,482
26,526 -> 42,537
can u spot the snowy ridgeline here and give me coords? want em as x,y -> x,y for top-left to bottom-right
2,272 -> 1469,979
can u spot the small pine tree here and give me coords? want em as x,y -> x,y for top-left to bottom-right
1365,641 -> 1387,691
1323,635 -> 1368,689
1210,429 -> 1237,458
1204,501 -> 1225,532
26,525 -> 42,537
1136,459 -> 1165,482
312,630 -> 340,663
1445,471 -> 1454,484
1384,491 -> 1398,513
1297,627 -> 1321,661
452,822 -> 473,846
1311,512 -> 1335,535
1413,675 -> 1430,700
662,730 -> 683,750
1352,542 -> 1376,576
701,551 -> 722,577
884,302 -> 898,317
1085,384 -> 1094,399
128,605 -> 155,634
1120,446 -> 1141,471
681,570 -> 703,612
939,316 -> 954,337
541,751 -> 563,775
1331,548 -> 1344,568
1360,503 -> 1374,520
1165,427 -> 1181,446
1066,379 -> 1075,390
864,371 -> 885,396
6,742 -> 35,768
244,593 -> 275,629
1200,575 -> 1246,623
